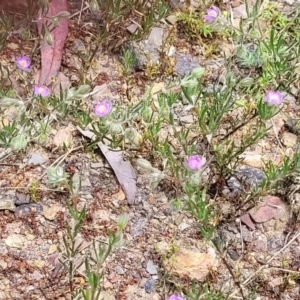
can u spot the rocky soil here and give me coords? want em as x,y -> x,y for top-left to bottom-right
0,0 -> 300,299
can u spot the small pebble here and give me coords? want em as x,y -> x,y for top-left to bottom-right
145,278 -> 155,293
91,162 -> 104,168
228,250 -> 239,261
15,203 -> 43,218
115,265 -> 125,275
15,193 -> 30,205
146,260 -> 157,275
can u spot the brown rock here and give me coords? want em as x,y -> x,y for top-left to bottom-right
249,196 -> 289,223
165,249 -> 215,281
281,132 -> 298,148
240,213 -> 255,230
43,204 -> 62,221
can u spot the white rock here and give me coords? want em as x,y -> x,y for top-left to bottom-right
233,4 -> 247,19
146,260 -> 158,275
178,222 -> 190,231
281,132 -> 297,148
285,0 -> 295,5
0,198 -> 15,212
0,259 -> 7,270
148,27 -> 165,48
43,204 -> 62,221
5,234 -> 26,249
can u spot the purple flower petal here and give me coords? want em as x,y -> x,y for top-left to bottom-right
186,155 -> 206,171
34,84 -> 50,97
168,295 -> 184,300
207,6 -> 219,18
204,15 -> 215,23
16,55 -> 31,71
265,90 -> 283,106
204,6 -> 219,23
94,101 -> 111,117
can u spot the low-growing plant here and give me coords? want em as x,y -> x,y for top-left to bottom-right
0,0 -> 300,299
45,165 -> 128,300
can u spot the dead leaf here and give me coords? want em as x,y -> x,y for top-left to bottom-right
77,127 -> 137,204
37,0 -> 68,85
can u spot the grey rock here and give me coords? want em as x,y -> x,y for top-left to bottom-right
285,0 -> 295,5
146,260 -> 158,275
233,4 -> 247,19
227,166 -> 264,195
15,203 -> 43,218
15,193 -> 30,205
145,278 -> 155,293
267,236 -> 283,252
91,162 -> 104,169
285,118 -> 300,135
168,0 -> 183,8
74,39 -> 86,52
178,222 -> 190,231
27,152 -> 47,165
0,196 -> 16,212
180,115 -> 194,124
166,15 -> 177,25
148,27 -> 164,48
175,53 -> 200,76
130,40 -> 160,70
130,217 -> 148,238
115,265 -> 125,275
126,27 -> 168,70
241,227 -> 253,242
127,23 -> 138,34
228,250 -> 239,261
81,177 -> 92,188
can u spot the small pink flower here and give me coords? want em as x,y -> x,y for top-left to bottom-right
265,90 -> 283,106
186,155 -> 206,171
16,55 -> 31,71
204,6 -> 219,23
168,295 -> 184,300
94,101 -> 111,117
34,84 -> 50,97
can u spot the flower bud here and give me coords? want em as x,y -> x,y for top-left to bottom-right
225,71 -> 236,84
76,84 -> 91,95
191,67 -> 205,79
149,171 -> 164,189
136,158 -> 153,170
181,77 -> 199,88
55,11 -> 71,19
20,28 -> 31,40
45,31 -> 54,46
124,128 -> 137,141
189,173 -> 202,186
10,136 -> 27,151
90,0 -> 100,12
117,213 -> 129,230
132,132 -> 143,146
239,77 -> 254,87
71,172 -> 81,196
109,123 -> 123,135
141,107 -> 152,123
0,97 -> 24,107
47,166 -> 69,185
